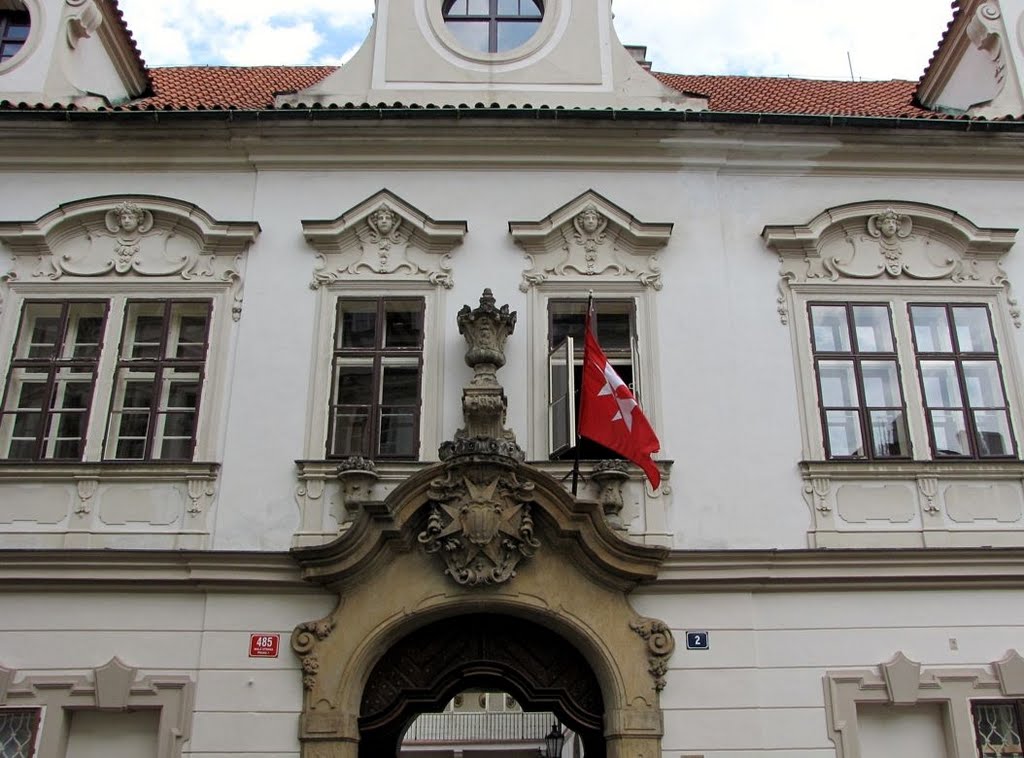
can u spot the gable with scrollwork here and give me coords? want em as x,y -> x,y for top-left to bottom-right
762,200 -> 1019,325
0,195 -> 261,319
301,190 -> 468,290
509,190 -> 674,292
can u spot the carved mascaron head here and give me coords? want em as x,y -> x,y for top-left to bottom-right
371,206 -> 398,236
457,288 -> 517,370
105,201 -> 153,237
867,208 -> 912,243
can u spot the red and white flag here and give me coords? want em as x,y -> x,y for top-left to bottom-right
578,305 -> 661,488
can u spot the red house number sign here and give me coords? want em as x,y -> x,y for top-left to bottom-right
249,634 -> 280,658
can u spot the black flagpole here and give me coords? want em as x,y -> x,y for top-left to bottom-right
570,293 -> 594,497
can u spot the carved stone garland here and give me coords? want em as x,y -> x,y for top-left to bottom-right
302,190 -> 467,290
509,190 -> 673,292
0,196 -> 259,320
762,201 -> 1020,327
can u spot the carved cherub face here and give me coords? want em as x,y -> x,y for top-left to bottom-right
578,208 -> 602,234
374,207 -> 396,235
878,213 -> 899,238
117,205 -> 144,233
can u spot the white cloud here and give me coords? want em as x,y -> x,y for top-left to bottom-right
611,0 -> 955,80
119,0 -> 955,80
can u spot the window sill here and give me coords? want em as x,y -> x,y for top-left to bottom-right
0,461 -> 220,482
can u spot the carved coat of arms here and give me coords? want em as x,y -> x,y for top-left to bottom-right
418,471 -> 541,586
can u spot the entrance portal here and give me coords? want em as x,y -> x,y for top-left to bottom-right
359,614 -> 604,757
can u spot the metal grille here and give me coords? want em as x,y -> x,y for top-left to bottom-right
974,702 -> 1024,756
403,711 -> 555,744
0,709 -> 39,758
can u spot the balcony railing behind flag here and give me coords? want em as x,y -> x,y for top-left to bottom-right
403,711 -> 556,744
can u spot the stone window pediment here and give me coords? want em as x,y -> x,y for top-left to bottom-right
302,190 -> 468,290
509,190 -> 673,292
0,194 -> 260,319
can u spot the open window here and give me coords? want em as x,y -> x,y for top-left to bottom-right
547,298 -> 639,459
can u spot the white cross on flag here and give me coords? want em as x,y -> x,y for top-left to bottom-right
578,305 -> 661,488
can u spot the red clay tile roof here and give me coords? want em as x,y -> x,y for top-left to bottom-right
654,74 -> 933,117
133,66 -> 337,110
128,66 -> 937,118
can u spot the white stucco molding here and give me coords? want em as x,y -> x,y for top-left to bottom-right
825,649 -> 1024,758
0,194 -> 261,319
302,189 -> 468,290
0,657 -> 194,758
509,190 -> 673,292
762,200 -> 1019,326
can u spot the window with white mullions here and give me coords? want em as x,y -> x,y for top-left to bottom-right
328,297 -> 424,459
104,300 -> 211,461
910,304 -> 1015,458
972,701 -> 1024,757
810,303 -> 910,459
547,299 -> 638,460
0,708 -> 40,757
442,0 -> 543,53
0,301 -> 107,460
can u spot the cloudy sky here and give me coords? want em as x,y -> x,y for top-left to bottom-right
117,0 -> 955,81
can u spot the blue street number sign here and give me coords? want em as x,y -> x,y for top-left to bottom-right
686,631 -> 710,650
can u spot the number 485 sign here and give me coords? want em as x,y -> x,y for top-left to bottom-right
249,633 -> 280,658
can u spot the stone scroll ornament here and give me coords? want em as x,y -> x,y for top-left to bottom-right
417,471 -> 541,586
629,617 -> 676,691
291,617 -> 336,691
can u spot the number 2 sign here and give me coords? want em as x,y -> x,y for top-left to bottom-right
685,631 -> 709,650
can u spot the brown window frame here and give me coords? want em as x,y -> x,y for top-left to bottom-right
971,699 -> 1024,757
0,8 -> 30,62
327,297 -> 425,460
0,299 -> 109,461
441,0 -> 544,54
808,302 -> 911,461
0,707 -> 41,757
102,299 -> 212,462
909,303 -> 1017,459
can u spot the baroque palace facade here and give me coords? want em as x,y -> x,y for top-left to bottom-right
3,0 -> 1024,756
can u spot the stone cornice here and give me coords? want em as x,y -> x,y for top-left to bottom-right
0,549 -> 312,591
0,120 -> 1022,176
653,547 -> 1024,591
0,546 -> 1022,592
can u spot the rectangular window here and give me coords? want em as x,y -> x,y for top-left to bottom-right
910,304 -> 1015,458
547,299 -> 637,459
328,297 -> 424,459
0,301 -> 108,460
972,700 -> 1024,757
809,303 -> 909,459
104,300 -> 212,461
808,301 -> 1016,462
0,298 -> 212,463
0,708 -> 41,757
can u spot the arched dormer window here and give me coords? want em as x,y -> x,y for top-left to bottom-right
442,0 -> 543,54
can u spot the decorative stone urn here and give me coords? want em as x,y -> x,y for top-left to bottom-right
591,459 -> 631,530
439,288 -> 524,462
335,456 -> 378,509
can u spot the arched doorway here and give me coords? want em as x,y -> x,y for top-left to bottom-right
359,614 -> 604,757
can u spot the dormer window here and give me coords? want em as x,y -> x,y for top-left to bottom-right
442,0 -> 543,54
0,5 -> 29,63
